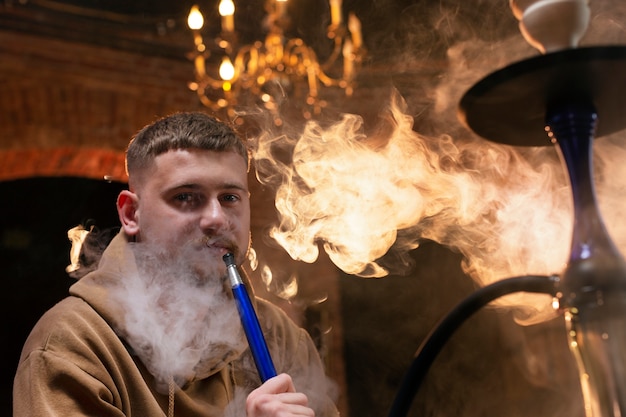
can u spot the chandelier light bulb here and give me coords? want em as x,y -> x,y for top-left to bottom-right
219,57 -> 235,81
186,0 -> 364,119
219,0 -> 235,17
187,5 -> 204,30
219,0 -> 235,32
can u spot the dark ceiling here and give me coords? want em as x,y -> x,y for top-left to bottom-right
0,0 -> 521,62
0,0 -> 527,147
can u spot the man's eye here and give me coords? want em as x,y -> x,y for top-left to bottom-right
221,194 -> 240,203
174,193 -> 196,203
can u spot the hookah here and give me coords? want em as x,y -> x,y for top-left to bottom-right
223,253 -> 277,382
388,1 -> 626,416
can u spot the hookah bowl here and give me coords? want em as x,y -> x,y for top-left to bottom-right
459,45 -> 626,417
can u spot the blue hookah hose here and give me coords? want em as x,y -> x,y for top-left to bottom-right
223,253 -> 277,382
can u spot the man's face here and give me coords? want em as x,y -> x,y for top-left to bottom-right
119,149 -> 251,277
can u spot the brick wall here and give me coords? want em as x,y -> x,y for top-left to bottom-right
0,29 -> 204,179
0,147 -> 127,182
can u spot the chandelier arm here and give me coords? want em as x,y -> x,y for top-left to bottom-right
186,3 -> 364,118
197,92 -> 222,111
317,68 -> 342,87
233,45 -> 262,83
193,53 -> 229,89
320,35 -> 344,72
283,39 -> 350,88
197,73 -> 228,90
283,41 -> 315,76
306,64 -> 320,99
265,33 -> 285,68
193,54 -> 207,78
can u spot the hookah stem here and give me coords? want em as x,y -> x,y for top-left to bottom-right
546,100 -> 619,260
223,253 -> 277,383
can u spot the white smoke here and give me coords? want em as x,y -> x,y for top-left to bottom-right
108,240 -> 247,393
252,91 -> 574,322
249,0 -> 626,323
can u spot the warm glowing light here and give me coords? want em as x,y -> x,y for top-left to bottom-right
551,297 -> 560,310
187,5 -> 204,30
219,0 -> 235,32
187,0 -> 363,119
348,13 -> 362,49
276,0 -> 287,17
219,57 -> 235,81
219,0 -> 235,16
342,39 -> 354,80
329,0 -> 342,26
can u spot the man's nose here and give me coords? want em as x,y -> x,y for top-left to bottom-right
200,200 -> 228,230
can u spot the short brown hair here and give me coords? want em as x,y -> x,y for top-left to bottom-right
125,112 -> 249,183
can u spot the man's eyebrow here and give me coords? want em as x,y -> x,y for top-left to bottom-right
167,183 -> 201,191
167,182 -> 248,192
222,182 -> 248,192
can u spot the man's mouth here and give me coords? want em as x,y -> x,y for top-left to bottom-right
202,236 -> 234,255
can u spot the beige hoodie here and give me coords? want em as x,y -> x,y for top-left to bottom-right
13,232 -> 339,417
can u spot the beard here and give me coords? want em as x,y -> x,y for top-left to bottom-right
109,238 -> 248,394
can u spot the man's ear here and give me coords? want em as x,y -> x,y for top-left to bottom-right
117,190 -> 140,236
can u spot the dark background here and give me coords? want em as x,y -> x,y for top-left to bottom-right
1,177 -> 126,413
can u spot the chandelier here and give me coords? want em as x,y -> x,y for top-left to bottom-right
186,0 -> 365,122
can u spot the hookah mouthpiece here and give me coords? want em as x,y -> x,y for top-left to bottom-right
223,252 -> 241,285
222,253 -> 277,382
223,252 -> 236,265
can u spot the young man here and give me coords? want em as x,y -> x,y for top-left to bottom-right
13,112 -> 339,417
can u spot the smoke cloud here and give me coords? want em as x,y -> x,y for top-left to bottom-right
249,0 -> 626,323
